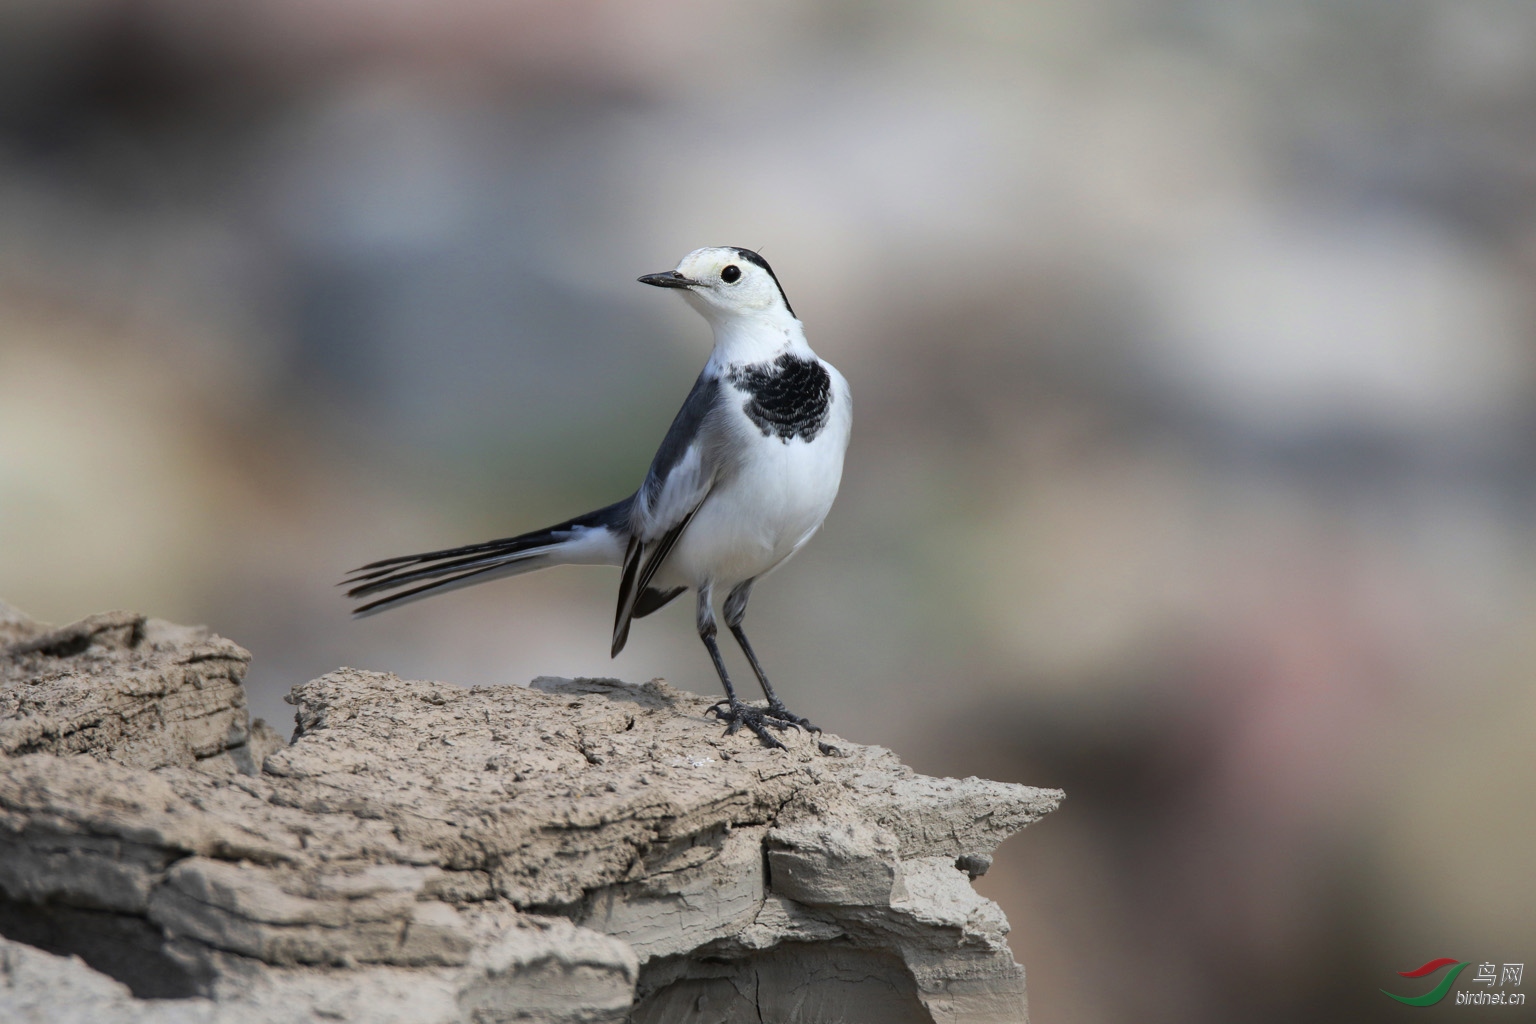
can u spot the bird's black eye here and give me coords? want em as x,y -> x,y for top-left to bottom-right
720,264 -> 741,283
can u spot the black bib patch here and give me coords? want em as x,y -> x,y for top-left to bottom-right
729,354 -> 833,442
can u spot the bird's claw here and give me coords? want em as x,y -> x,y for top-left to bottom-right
707,698 -> 816,731
706,699 -> 793,749
765,701 -> 819,733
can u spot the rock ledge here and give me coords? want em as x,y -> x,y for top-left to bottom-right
0,603 -> 1061,1023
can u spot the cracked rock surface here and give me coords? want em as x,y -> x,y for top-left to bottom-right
0,605 -> 275,774
0,603 -> 1061,1023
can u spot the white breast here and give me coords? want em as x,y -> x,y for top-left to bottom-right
664,364 -> 851,590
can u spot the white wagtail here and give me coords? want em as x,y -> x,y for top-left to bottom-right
344,247 -> 851,748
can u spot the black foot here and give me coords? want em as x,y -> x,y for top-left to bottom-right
706,699 -> 792,749
765,700 -> 819,733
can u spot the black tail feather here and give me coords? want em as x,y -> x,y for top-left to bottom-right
345,531 -> 562,599
344,497 -> 631,615
345,532 -> 549,576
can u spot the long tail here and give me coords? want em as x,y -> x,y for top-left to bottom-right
342,497 -> 632,616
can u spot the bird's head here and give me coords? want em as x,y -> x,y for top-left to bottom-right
639,246 -> 797,326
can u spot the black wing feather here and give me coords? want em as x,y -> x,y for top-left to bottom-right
610,500 -> 706,656
633,586 -> 686,619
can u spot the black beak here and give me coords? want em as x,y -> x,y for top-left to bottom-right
638,270 -> 696,289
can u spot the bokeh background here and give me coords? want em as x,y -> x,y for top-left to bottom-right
3,1 -> 1534,1020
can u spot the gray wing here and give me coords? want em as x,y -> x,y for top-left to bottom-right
632,371 -> 721,539
611,371 -> 725,654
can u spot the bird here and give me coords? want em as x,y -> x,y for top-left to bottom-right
342,247 -> 852,749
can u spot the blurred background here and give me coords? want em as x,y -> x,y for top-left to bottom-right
2,0 -> 1534,1020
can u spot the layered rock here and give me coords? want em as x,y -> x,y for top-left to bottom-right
0,604 -> 1061,1023
0,605 -> 275,773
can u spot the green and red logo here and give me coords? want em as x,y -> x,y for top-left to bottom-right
1382,958 -> 1470,1006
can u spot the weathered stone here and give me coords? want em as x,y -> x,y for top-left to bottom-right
0,606 -> 1062,1022
0,604 -> 258,772
766,819 -> 905,907
458,916 -> 638,1024
575,824 -> 767,961
0,936 -> 214,1024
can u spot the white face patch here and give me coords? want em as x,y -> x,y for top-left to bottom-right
673,247 -> 792,320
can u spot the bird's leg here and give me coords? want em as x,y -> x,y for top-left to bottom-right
724,580 -> 818,732
697,585 -> 787,749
